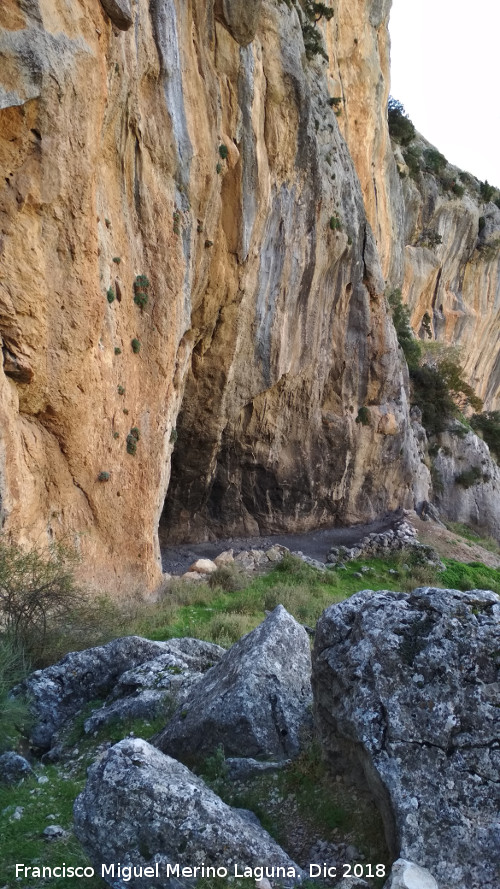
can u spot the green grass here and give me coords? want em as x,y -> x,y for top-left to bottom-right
0,712 -> 170,889
444,521 -> 500,555
127,552 -> 445,647
440,559 -> 500,595
0,766 -> 105,889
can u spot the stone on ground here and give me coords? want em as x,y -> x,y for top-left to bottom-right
188,558 -> 218,574
0,752 -> 33,784
23,636 -> 224,751
384,859 -> 438,889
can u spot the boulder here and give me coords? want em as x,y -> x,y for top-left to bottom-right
188,558 -> 218,574
214,549 -> 234,565
74,738 -> 303,888
313,587 -> 500,889
154,605 -> 312,760
23,636 -> 224,751
266,544 -> 289,562
0,752 -> 33,784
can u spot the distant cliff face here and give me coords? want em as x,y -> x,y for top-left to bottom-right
395,154 -> 500,411
0,0 -> 438,591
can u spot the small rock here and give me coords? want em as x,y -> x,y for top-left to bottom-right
180,571 -> 205,582
37,775 -> 49,785
0,752 -> 33,785
225,757 -> 291,780
43,825 -> 68,839
384,858 -> 438,889
214,549 -> 234,566
266,544 -> 289,561
11,806 -> 24,821
188,558 -> 218,574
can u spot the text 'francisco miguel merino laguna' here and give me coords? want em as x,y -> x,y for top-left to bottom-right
16,863 -> 300,881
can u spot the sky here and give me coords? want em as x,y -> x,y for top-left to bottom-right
389,0 -> 500,187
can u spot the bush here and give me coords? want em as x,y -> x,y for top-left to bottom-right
301,19 -> 328,60
420,230 -> 442,249
387,288 -> 421,370
455,466 -> 484,488
421,312 -> 432,338
133,275 -> 149,311
402,145 -> 421,178
480,180 -> 496,203
410,364 -> 456,436
470,411 -> 500,462
207,564 -> 247,593
303,1 -> 334,21
0,539 -> 81,660
329,213 -> 342,231
131,338 -> 141,353
438,357 -> 483,413
218,145 -> 228,160
387,97 -> 415,146
355,406 -> 370,426
0,637 -> 31,751
423,147 -> 447,174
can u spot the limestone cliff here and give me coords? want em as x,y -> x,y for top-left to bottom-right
325,0 -> 499,412
0,0 -> 450,593
395,147 -> 500,411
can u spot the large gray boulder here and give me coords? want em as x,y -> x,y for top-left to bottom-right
154,605 -> 312,761
313,587 -> 500,889
23,636 -> 224,751
74,738 -> 303,889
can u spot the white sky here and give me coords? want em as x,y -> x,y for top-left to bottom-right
389,0 -> 500,187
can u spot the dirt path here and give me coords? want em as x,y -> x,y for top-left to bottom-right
159,510 -> 405,575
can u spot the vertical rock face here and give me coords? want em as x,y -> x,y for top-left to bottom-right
0,0 -> 428,590
397,168 -> 500,411
431,423 -> 500,539
327,2 -> 499,412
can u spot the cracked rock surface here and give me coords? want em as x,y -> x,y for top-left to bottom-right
22,636 -> 224,752
154,605 -> 312,760
313,587 -> 500,889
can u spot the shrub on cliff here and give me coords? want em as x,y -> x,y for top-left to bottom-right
387,97 -> 415,146
387,288 -> 421,370
387,291 -> 482,436
470,411 -> 500,462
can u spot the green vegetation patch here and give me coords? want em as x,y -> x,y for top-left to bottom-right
0,766 -> 105,889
